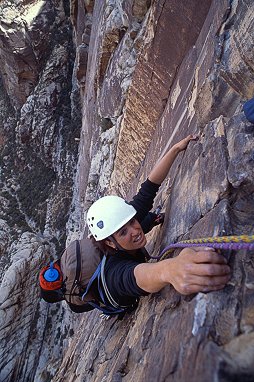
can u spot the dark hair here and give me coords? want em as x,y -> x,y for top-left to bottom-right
90,236 -> 116,256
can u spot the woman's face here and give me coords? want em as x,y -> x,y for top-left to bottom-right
111,218 -> 147,251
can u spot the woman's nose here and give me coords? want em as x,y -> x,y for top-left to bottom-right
130,224 -> 140,235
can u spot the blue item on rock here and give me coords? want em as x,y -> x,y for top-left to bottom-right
243,97 -> 254,123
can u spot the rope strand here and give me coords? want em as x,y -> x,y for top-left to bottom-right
149,235 -> 254,260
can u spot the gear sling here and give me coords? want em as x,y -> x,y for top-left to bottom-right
82,256 -> 129,315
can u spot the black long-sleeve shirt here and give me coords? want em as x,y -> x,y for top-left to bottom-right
104,179 -> 160,307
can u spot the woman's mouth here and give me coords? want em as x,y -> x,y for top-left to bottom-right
133,233 -> 144,243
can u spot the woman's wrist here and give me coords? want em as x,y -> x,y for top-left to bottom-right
158,258 -> 174,285
171,144 -> 181,155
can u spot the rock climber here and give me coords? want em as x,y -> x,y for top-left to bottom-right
87,135 -> 231,308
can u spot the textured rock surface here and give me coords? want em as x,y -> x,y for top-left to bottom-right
0,0 -> 254,381
0,0 -> 81,380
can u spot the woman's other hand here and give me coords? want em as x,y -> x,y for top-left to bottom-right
173,134 -> 198,153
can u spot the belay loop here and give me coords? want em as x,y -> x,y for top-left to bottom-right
149,235 -> 254,261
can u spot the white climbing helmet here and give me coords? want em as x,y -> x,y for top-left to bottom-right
87,195 -> 137,241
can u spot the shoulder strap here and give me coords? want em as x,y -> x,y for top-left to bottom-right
75,240 -> 82,283
69,240 -> 82,303
81,261 -> 102,300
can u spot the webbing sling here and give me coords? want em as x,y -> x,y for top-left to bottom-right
81,256 -> 126,315
100,256 -> 129,310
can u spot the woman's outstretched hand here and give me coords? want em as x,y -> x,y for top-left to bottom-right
173,134 -> 198,152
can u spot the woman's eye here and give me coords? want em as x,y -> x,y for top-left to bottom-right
119,229 -> 127,236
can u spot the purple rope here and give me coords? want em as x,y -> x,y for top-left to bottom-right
149,241 -> 254,260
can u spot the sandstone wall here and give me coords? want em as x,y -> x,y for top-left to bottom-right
55,1 -> 254,381
0,0 -> 254,381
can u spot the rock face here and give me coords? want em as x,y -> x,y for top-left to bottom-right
0,0 -> 81,380
0,0 -> 254,381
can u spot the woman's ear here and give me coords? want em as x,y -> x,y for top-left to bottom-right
105,239 -> 117,249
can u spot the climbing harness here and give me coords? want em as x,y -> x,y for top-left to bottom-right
149,235 -> 254,261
